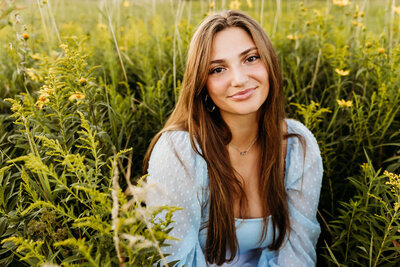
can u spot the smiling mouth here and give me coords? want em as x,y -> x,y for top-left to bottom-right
229,88 -> 256,100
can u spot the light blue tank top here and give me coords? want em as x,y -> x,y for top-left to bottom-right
199,216 -> 274,266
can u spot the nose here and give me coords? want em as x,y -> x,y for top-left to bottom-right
231,66 -> 248,87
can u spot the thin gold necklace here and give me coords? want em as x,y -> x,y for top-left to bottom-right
229,137 -> 258,156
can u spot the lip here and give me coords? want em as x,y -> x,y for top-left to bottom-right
229,88 -> 256,100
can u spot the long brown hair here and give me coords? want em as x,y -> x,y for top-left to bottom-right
144,10 -> 289,265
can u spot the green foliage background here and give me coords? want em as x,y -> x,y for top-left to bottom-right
0,0 -> 399,266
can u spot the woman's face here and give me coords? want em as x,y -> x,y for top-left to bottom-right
206,27 -> 269,120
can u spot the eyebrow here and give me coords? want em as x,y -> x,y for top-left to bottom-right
209,47 -> 258,64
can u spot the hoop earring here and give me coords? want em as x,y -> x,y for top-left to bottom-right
205,94 -> 216,112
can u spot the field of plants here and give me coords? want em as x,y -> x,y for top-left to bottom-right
0,0 -> 399,266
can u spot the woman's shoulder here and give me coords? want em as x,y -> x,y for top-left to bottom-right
151,130 -> 192,156
285,118 -> 319,149
284,119 -> 323,191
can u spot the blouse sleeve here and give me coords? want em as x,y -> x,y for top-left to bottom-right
146,131 -> 208,267
260,120 -> 323,267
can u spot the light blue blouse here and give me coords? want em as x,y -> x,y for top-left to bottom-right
147,119 -> 323,266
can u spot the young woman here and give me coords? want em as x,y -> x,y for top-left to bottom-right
144,10 -> 323,266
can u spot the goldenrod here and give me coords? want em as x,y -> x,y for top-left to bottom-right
69,93 -> 85,101
335,69 -> 350,76
336,99 -> 353,108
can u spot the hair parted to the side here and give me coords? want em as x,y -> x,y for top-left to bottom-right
144,10 -> 292,265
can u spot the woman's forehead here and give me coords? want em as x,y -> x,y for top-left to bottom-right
209,27 -> 256,61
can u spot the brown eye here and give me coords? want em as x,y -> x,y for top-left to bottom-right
210,67 -> 224,74
246,55 -> 260,63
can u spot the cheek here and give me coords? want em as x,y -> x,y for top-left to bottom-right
252,64 -> 269,82
206,76 -> 229,97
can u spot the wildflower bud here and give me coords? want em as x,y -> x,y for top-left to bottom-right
42,0 -> 47,4
378,48 -> 385,54
22,33 -> 29,40
366,42 -> 372,48
353,13 -> 358,19
360,11 -> 365,17
345,12 -> 350,16
306,21 -> 311,26
79,77 -> 87,85
301,7 -> 307,12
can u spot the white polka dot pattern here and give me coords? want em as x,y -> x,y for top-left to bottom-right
146,119 -> 323,267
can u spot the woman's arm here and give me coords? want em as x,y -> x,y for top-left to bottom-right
146,131 -> 208,266
260,119 -> 323,266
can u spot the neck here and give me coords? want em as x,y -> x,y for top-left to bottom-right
221,112 -> 259,149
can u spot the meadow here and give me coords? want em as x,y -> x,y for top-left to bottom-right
0,0 -> 399,266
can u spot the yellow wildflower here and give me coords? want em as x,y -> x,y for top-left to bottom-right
394,6 -> 400,15
60,44 -> 69,52
360,163 -> 369,171
210,1 -> 215,9
78,77 -> 87,85
97,24 -> 107,31
384,171 -> 400,189
332,0 -> 351,7
25,68 -> 43,82
22,33 -> 29,40
246,0 -> 253,9
335,69 -> 350,76
352,20 -> 364,28
286,34 -> 296,41
123,1 -> 130,7
69,92 -> 85,101
39,86 -> 54,95
229,0 -> 241,10
336,99 -> 353,108
313,9 -> 321,16
42,0 -> 47,4
30,53 -> 41,60
35,93 -> 50,109
378,48 -> 385,54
